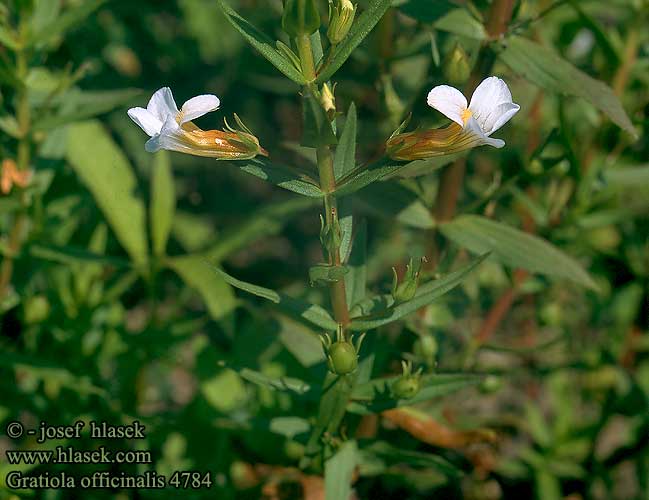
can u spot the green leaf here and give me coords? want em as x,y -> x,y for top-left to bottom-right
604,164 -> 649,187
233,158 -> 323,197
269,417 -> 311,438
234,366 -> 311,395
35,89 -> 142,131
0,26 -> 19,51
334,103 -> 357,181
361,441 -> 461,476
325,441 -> 359,500
348,254 -> 488,330
216,0 -> 307,85
28,0 -> 107,49
167,256 -> 236,320
201,197 -> 318,261
439,215 -> 597,289
150,151 -> 175,257
66,121 -> 149,269
215,269 -> 338,330
498,36 -> 636,137
350,373 -> 481,412
383,153 -> 464,179
345,220 -> 367,308
302,91 -> 337,147
358,182 -> 435,229
0,115 -> 21,138
434,9 -> 486,40
309,264 -> 349,286
316,0 -> 392,83
28,243 -> 129,268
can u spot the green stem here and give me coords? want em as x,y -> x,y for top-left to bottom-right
296,34 -> 317,81
0,43 -> 31,301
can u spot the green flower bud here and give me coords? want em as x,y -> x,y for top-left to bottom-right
319,210 -> 343,257
392,360 -> 423,399
479,375 -> 502,394
321,83 -> 336,120
23,295 -> 51,324
282,0 -> 321,37
321,325 -> 366,375
391,257 -> 426,304
413,333 -> 438,366
327,0 -> 356,45
442,43 -> 472,85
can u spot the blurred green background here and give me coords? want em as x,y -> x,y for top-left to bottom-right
1,0 -> 648,498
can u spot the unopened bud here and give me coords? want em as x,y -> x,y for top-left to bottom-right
321,83 -> 336,120
391,257 -> 426,303
392,360 -> 423,399
442,43 -> 472,85
282,0 -> 321,37
327,0 -> 356,45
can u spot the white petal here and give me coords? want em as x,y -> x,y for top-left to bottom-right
463,116 -> 505,148
468,77 -> 519,135
146,87 -> 179,123
179,94 -> 220,124
145,116 -> 181,153
427,85 -> 468,127
127,107 -> 162,137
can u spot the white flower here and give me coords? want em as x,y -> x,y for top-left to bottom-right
128,87 -> 266,160
426,76 -> 520,149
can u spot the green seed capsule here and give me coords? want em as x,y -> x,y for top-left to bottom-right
328,341 -> 358,375
282,0 -> 321,37
392,375 -> 421,399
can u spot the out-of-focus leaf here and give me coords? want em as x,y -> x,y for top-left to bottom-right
0,26 -> 19,51
233,366 -> 311,394
348,254 -> 488,331
345,220 -> 367,308
168,256 -> 236,320
350,373 -> 480,412
362,441 -> 461,476
325,441 -> 359,500
201,197 -> 317,261
216,0 -> 307,85
66,121 -> 149,268
28,0 -> 107,49
29,243 -> 127,268
0,115 -> 21,138
439,215 -> 597,289
334,103 -> 357,180
604,165 -> 649,187
434,9 -> 486,40
397,0 -> 456,23
150,151 -> 175,257
233,158 -> 323,197
216,269 -> 338,330
498,36 -> 636,137
202,370 -> 247,412
358,182 -> 435,229
269,417 -> 311,438
35,89 -> 142,131
317,0 -> 392,83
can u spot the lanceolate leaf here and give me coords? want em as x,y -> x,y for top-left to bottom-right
216,0 -> 307,85
325,441 -> 359,500
348,254 -> 488,330
168,256 -> 236,320
150,151 -> 175,257
439,215 -> 597,289
498,36 -> 636,137
334,103 -> 357,180
350,373 -> 481,412
345,220 -> 367,308
232,158 -> 323,197
215,269 -> 338,330
28,0 -> 106,49
66,121 -> 149,269
316,0 -> 392,83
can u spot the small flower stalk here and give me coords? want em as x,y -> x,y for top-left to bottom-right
391,360 -> 423,399
321,325 -> 366,375
391,256 -> 426,304
386,76 -> 520,161
327,0 -> 356,45
128,87 -> 267,160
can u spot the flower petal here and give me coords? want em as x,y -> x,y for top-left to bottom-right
145,115 -> 181,153
468,76 -> 519,135
463,116 -> 505,148
127,107 -> 162,137
427,85 -> 468,127
146,87 -> 179,123
179,94 -> 220,124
